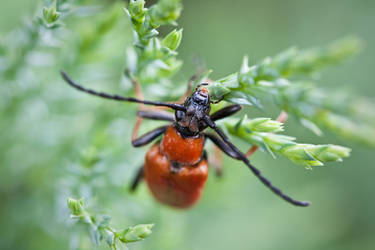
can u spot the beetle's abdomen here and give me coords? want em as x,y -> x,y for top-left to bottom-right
144,144 -> 208,208
160,125 -> 204,165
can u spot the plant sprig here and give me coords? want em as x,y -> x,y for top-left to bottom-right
207,37 -> 375,147
67,198 -> 154,250
124,0 -> 183,84
221,116 -> 351,167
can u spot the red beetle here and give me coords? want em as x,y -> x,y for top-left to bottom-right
61,71 -> 310,208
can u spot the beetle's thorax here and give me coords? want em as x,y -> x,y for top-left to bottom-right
174,88 -> 211,137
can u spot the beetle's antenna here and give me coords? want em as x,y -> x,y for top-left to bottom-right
61,71 -> 186,111
203,115 -> 310,207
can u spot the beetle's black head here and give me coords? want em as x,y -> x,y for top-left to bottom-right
175,86 -> 211,137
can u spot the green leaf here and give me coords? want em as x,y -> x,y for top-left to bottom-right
67,198 -> 84,216
281,145 -> 323,167
128,0 -> 146,19
42,6 -> 61,24
149,0 -> 182,27
162,28 -> 183,50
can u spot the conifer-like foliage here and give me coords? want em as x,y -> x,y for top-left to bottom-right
1,0 -> 374,249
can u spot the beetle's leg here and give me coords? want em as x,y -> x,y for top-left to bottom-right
137,110 -> 174,122
198,104 -> 243,132
204,132 -> 238,178
126,72 -> 170,146
209,146 -> 223,177
132,126 -> 168,147
202,150 -> 221,176
245,145 -> 258,158
129,73 -> 170,146
130,165 -> 144,192
210,105 -> 242,121
203,115 -> 310,207
129,75 -> 172,139
204,133 -> 242,160
210,106 -> 287,157
130,75 -> 147,141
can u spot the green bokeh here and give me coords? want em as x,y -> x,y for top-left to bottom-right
0,1 -> 374,250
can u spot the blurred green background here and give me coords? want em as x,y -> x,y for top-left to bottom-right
0,0 -> 374,250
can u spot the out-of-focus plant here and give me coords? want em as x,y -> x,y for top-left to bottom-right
0,0 -> 158,249
1,0 -> 73,79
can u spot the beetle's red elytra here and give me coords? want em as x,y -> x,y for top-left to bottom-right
61,71 -> 311,208
146,125 -> 207,208
145,131 -> 208,208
